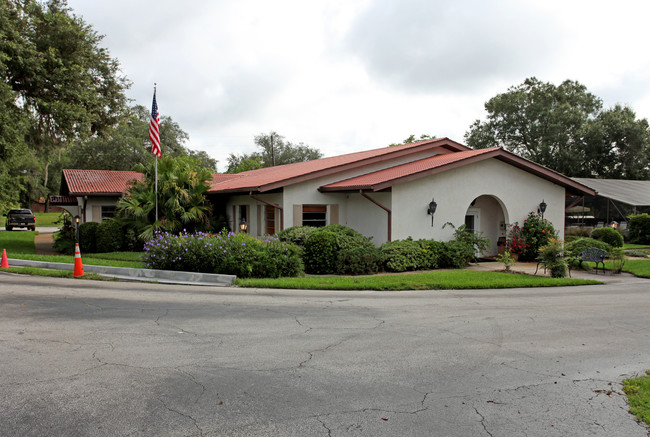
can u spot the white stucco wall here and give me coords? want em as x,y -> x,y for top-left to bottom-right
224,156 -> 566,247
392,159 -> 566,245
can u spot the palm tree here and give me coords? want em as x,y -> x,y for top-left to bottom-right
117,156 -> 213,240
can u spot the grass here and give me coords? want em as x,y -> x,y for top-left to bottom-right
623,371 -> 650,425
0,266 -> 116,281
620,259 -> 650,278
34,212 -> 65,227
236,270 -> 601,291
623,243 -> 650,249
6,253 -> 144,268
0,231 -> 36,254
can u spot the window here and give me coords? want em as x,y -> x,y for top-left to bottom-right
302,205 -> 326,227
101,206 -> 116,220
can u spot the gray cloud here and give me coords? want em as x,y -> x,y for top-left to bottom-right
343,0 -> 560,93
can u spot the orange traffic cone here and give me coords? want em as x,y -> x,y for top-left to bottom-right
73,243 -> 84,277
1,249 -> 8,269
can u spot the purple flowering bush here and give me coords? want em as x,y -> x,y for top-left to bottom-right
142,231 -> 303,278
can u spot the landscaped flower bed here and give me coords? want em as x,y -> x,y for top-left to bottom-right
142,230 -> 303,278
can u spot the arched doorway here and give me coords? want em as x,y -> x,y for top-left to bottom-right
464,195 -> 508,257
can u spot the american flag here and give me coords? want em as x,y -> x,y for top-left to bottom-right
149,90 -> 161,157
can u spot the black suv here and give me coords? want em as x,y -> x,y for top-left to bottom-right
4,209 -> 36,231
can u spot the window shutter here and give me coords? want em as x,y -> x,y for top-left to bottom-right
293,204 -> 302,226
329,204 -> 339,225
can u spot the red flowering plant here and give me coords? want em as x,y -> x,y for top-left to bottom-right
520,211 -> 558,261
506,223 -> 526,255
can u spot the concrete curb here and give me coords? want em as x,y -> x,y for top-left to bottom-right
7,259 -> 236,286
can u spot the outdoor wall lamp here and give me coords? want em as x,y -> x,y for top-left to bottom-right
239,218 -> 248,233
427,198 -> 437,226
538,199 -> 547,219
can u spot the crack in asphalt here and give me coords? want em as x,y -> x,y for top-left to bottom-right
159,398 -> 204,436
176,367 -> 207,404
316,417 -> 333,436
474,407 -> 494,437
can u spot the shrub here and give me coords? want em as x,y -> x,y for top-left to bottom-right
96,219 -> 125,253
303,225 -> 377,274
304,230 -> 339,274
53,214 -> 75,255
437,240 -> 474,268
417,239 -> 444,269
564,238 -> 612,257
381,239 -> 429,272
519,212 -> 558,261
277,226 -> 318,248
538,239 -> 567,278
628,214 -> 650,244
79,222 -> 100,253
564,234 -> 582,243
590,227 -> 623,247
142,231 -> 303,278
336,246 -> 384,275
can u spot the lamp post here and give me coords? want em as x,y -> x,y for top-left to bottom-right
74,215 -> 80,243
539,200 -> 547,220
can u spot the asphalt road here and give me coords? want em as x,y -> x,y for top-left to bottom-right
1,274 -> 649,437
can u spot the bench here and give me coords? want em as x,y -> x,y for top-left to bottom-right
579,248 -> 607,274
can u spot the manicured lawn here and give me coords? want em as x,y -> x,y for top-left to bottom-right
5,252 -> 144,268
621,259 -> 650,278
0,266 -> 115,281
34,212 -> 65,227
236,270 -> 600,291
585,259 -> 650,278
623,243 -> 650,249
0,231 -> 36,254
623,371 -> 650,425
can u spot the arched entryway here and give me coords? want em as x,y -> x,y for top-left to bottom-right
464,195 -> 508,257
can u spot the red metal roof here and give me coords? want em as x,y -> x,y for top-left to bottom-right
319,147 -> 597,196
62,169 -> 144,195
320,148 -> 499,191
209,137 -> 469,193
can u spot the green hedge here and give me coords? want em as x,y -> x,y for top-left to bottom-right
590,227 -> 623,247
303,225 -> 380,275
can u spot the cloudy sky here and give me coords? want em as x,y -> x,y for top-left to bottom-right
67,0 -> 650,172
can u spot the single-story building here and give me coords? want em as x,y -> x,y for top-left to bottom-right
52,169 -> 144,222
53,138 -> 596,255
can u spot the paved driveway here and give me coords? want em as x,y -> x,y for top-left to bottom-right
1,274 -> 649,436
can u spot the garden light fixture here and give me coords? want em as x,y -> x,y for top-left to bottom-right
239,218 -> 248,233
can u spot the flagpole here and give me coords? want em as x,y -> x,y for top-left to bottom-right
154,84 -> 159,224
150,83 -> 160,225
155,154 -> 158,223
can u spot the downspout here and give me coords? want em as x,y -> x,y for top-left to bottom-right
249,192 -> 284,231
359,190 -> 391,242
83,195 -> 88,223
